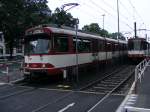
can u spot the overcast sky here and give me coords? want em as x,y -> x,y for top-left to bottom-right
48,0 -> 150,39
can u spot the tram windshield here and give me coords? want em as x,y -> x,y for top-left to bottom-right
24,34 -> 51,55
133,40 -> 141,50
128,40 -> 147,50
128,40 -> 141,50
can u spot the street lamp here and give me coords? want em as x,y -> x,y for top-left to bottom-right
61,3 -> 80,83
75,18 -> 79,83
102,14 -> 105,30
61,3 -> 79,11
117,0 -> 121,63
117,0 -> 120,40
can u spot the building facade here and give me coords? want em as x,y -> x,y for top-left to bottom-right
0,32 -> 6,57
0,32 -> 23,57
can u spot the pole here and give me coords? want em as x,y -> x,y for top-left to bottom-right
102,14 -> 107,67
134,22 -> 137,38
102,14 -> 105,30
75,19 -> 79,83
117,0 -> 120,39
117,0 -> 120,63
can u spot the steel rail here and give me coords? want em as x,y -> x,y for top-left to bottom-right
87,66 -> 135,112
79,65 -> 127,91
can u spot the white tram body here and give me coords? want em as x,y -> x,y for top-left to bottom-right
128,38 -> 150,61
23,25 -> 127,75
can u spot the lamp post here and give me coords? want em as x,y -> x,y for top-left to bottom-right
102,14 -> 105,30
117,0 -> 120,63
61,3 -> 79,83
117,0 -> 120,40
75,18 -> 79,83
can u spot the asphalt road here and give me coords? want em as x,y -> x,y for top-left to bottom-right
0,84 -> 125,112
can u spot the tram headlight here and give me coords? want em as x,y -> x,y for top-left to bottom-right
42,64 -> 46,68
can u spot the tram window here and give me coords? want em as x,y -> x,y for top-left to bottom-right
128,41 -> 133,50
99,40 -> 105,51
112,43 -> 115,51
54,36 -> 68,52
92,39 -> 98,52
134,40 -> 141,50
141,41 -> 147,50
24,35 -> 51,55
0,49 -> 3,55
73,38 -> 91,52
106,42 -> 112,51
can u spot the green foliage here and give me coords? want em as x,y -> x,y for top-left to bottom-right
82,23 -> 101,34
111,32 -> 126,40
0,0 -> 51,56
82,23 -> 126,40
51,8 -> 76,27
82,23 -> 109,37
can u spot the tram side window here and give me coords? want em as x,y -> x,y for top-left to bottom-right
112,43 -> 115,51
54,36 -> 68,52
142,41 -> 147,50
0,49 -> 3,55
106,42 -> 112,51
99,40 -> 105,51
92,39 -> 98,52
128,41 -> 133,50
73,38 -> 91,52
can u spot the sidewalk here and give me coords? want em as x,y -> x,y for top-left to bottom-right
117,60 -> 150,112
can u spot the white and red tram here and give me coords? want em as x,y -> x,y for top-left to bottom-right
23,25 -> 127,77
128,38 -> 150,61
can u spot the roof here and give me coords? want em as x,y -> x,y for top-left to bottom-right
128,38 -> 146,41
26,25 -> 127,44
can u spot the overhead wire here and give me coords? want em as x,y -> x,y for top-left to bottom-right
119,0 -> 134,20
62,0 -> 134,31
128,0 -> 144,23
77,0 -> 116,30
100,0 -> 130,22
89,0 -> 134,30
127,0 -> 147,37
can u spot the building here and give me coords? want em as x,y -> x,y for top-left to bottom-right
0,32 -> 23,58
0,32 -> 6,57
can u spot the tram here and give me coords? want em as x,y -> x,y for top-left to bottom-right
23,25 -> 127,78
128,38 -> 150,61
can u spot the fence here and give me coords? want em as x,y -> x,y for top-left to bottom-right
0,60 -> 23,83
134,59 -> 149,84
116,58 -> 150,112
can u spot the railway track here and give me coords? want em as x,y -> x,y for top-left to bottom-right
80,65 -> 135,94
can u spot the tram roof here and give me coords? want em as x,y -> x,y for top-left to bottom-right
46,26 -> 127,44
25,25 -> 127,44
128,38 -> 146,41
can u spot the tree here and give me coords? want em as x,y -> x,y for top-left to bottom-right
100,29 -> 109,37
23,0 -> 51,28
51,8 -> 76,27
82,23 -> 110,37
82,23 -> 101,34
0,0 -> 51,57
111,32 -> 126,40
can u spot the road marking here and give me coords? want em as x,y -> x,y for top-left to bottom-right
58,102 -> 75,112
125,106 -> 150,112
126,102 -> 135,105
0,82 -> 6,85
